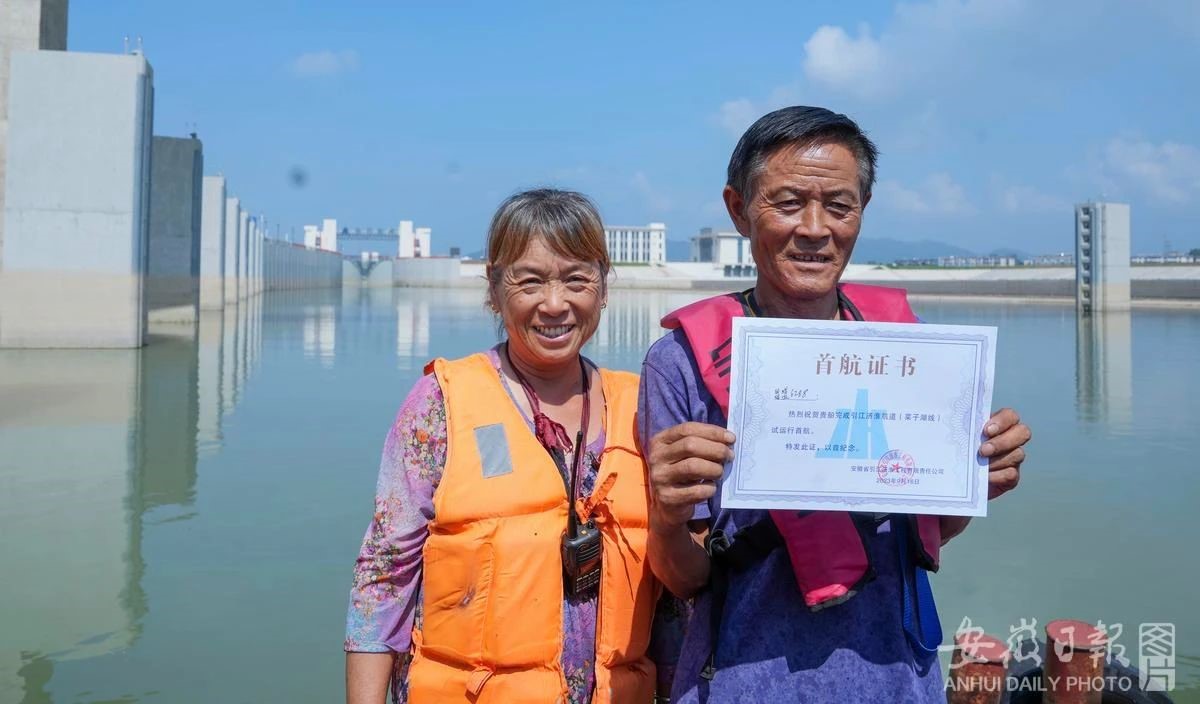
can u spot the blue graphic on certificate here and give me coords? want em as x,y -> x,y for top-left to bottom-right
720,317 -> 997,517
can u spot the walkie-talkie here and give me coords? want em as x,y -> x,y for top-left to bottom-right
562,429 -> 602,596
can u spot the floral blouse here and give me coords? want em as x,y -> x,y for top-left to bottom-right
345,348 -> 686,703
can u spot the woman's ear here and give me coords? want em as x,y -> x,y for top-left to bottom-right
485,266 -> 499,313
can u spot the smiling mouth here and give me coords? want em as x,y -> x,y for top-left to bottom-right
787,253 -> 833,264
534,324 -> 575,339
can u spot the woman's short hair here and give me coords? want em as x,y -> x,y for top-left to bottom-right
485,189 -> 610,288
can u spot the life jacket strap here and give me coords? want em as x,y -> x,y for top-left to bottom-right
896,515 -> 944,655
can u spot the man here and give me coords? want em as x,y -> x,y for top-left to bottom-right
639,106 -> 1030,702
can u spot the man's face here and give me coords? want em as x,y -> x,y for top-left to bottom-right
726,141 -> 867,303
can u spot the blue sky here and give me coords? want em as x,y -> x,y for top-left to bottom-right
70,1 -> 1200,256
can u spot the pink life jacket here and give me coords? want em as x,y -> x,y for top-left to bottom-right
661,283 -> 942,611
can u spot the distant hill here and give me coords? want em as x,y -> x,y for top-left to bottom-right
851,237 -> 976,264
986,247 -> 1032,260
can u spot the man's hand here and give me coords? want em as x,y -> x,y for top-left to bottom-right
979,407 -> 1031,500
647,422 -> 735,528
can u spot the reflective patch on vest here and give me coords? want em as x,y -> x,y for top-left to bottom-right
474,423 -> 513,478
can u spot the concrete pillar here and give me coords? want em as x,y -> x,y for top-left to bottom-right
246,216 -> 256,297
0,349 -> 141,694
199,176 -> 225,310
0,0 -> 69,267
220,304 -> 238,414
223,196 -> 240,304
251,217 -> 261,296
1075,201 -> 1131,313
236,290 -> 249,388
238,209 -> 249,300
137,334 -> 199,509
253,216 -> 263,295
0,51 -> 154,348
146,135 -> 203,325
197,311 -> 223,454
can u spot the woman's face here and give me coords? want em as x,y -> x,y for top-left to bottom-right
493,236 -> 606,375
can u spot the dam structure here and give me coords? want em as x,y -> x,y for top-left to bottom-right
0,0 -> 342,349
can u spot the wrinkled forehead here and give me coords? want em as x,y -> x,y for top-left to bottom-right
754,139 -> 864,195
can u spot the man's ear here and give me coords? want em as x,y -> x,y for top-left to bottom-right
723,185 -> 751,238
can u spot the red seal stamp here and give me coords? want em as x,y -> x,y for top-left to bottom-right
877,449 -> 915,486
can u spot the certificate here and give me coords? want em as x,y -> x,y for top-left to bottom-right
721,317 -> 997,517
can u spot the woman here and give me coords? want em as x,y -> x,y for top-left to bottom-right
345,189 -> 663,704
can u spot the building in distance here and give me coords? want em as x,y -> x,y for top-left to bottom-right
1075,200 -> 1131,313
894,255 -> 1018,268
1132,252 -> 1198,264
301,219 -> 433,258
397,220 -> 430,258
691,227 -> 752,266
604,223 -> 666,264
303,219 -> 338,253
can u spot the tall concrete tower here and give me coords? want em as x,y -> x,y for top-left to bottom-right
1,0 -> 69,262
1075,201 -> 1131,313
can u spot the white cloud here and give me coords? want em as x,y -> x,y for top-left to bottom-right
631,171 -> 673,213
802,25 -> 886,100
715,99 -> 761,137
711,85 -> 803,137
1101,137 -> 1200,205
876,173 -> 974,215
876,181 -> 930,213
997,184 -> 1071,214
290,50 -> 360,78
797,0 -> 1030,102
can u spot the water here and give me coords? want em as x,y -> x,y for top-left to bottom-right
2,287 -> 1198,702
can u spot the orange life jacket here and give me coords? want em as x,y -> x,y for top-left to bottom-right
660,283 -> 941,611
408,352 -> 659,704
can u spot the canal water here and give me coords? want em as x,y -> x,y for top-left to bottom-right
1,287 -> 1198,702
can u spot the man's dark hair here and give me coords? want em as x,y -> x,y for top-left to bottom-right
727,106 -> 879,205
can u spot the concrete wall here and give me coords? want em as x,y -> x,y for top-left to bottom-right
0,0 -> 69,264
845,278 -> 1076,298
393,257 -> 465,287
253,217 -> 264,294
0,51 -> 154,348
146,136 -> 203,324
262,239 -> 342,291
238,210 -> 249,300
246,217 -> 257,297
342,258 -> 394,288
199,176 -> 225,310
1098,203 -> 1131,311
223,197 -> 241,302
1131,279 -> 1200,300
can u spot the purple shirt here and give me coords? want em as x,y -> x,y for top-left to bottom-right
638,329 -> 944,703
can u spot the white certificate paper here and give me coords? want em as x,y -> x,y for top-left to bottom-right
721,317 -> 997,517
